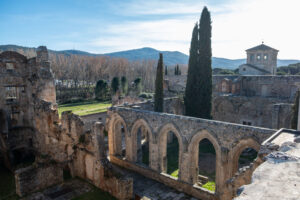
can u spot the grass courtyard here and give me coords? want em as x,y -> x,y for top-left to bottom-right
58,100 -> 111,117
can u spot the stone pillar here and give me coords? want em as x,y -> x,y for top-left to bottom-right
179,152 -> 190,183
92,122 -> 106,160
271,104 -> 280,129
150,142 -> 159,171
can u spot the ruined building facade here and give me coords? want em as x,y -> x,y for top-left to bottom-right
0,47 -> 132,199
0,47 -> 56,169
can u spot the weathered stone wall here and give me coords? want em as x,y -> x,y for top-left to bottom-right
0,48 -> 133,199
213,75 -> 300,100
0,47 -> 56,169
15,163 -> 63,197
212,95 -> 292,129
33,100 -> 133,200
165,75 -> 300,129
107,106 -> 276,200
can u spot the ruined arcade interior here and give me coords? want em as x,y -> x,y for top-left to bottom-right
1,1 -> 300,200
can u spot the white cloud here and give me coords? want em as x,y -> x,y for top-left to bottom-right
87,0 -> 300,59
212,0 -> 300,59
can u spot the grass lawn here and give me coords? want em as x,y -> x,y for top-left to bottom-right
58,100 -> 111,117
202,181 -> 216,191
72,187 -> 116,200
0,165 -> 19,200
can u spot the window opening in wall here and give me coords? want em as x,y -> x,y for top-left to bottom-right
166,131 -> 179,178
256,54 -> 261,60
5,86 -> 17,103
237,148 -> 258,171
197,139 -> 216,192
242,121 -> 252,126
243,68 -> 246,71
250,54 -> 254,61
264,54 -> 268,60
5,63 -> 14,71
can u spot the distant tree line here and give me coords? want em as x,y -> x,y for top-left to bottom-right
276,63 -> 300,75
95,76 -> 143,101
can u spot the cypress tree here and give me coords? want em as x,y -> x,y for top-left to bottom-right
154,53 -> 164,112
134,77 -> 142,95
95,79 -> 108,100
291,90 -> 299,129
185,7 -> 212,119
111,77 -> 120,94
121,76 -> 128,95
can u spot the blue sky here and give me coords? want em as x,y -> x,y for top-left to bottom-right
0,0 -> 299,59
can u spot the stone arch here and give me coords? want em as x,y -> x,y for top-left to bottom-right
229,138 -> 260,176
188,130 -> 222,192
107,113 -> 128,159
157,123 -> 183,179
131,118 -> 153,164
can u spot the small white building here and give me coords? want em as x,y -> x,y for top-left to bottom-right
239,43 -> 279,75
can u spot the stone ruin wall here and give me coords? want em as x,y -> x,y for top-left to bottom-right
165,75 -> 300,129
0,48 -> 133,200
107,106 -> 276,200
212,95 -> 292,129
0,47 -> 56,169
24,99 -> 133,199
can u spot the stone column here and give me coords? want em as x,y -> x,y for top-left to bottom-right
271,104 -> 280,129
92,122 -> 106,160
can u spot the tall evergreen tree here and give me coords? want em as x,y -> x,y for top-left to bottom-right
95,79 -> 108,100
291,90 -> 300,129
134,77 -> 142,95
111,77 -> 120,94
121,76 -> 128,95
185,7 -> 212,119
154,53 -> 164,112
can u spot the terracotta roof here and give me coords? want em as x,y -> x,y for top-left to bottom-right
246,44 -> 279,52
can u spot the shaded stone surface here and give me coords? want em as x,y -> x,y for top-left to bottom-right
22,179 -> 92,200
116,165 -> 198,200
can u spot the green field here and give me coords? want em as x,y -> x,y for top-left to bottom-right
58,100 -> 111,116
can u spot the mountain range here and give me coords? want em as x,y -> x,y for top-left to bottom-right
0,45 -> 299,69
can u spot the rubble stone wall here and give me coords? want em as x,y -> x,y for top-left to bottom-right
15,163 -> 63,197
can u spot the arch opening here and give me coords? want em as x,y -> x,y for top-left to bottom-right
237,148 -> 258,171
165,131 -> 179,178
113,120 -> 126,159
197,138 -> 216,192
136,127 -> 149,166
